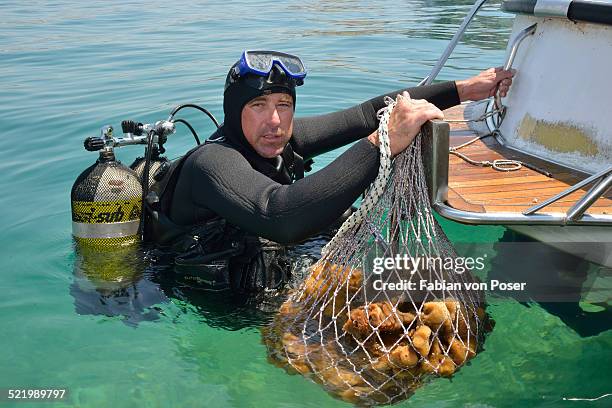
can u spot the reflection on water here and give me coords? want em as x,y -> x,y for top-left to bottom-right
71,242 -> 169,327
70,234 -> 329,330
290,0 -> 512,51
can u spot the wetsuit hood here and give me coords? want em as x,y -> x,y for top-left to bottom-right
220,62 -> 297,184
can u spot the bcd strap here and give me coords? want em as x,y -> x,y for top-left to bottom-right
151,143 -> 203,215
282,142 -> 306,181
144,143 -> 206,244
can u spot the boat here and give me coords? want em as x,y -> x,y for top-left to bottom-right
420,0 -> 612,271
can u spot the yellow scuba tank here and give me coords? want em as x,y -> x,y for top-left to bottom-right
71,126 -> 143,248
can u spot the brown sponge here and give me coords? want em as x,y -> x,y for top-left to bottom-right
343,302 -> 416,338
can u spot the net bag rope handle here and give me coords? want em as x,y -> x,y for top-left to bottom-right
322,96 -> 397,256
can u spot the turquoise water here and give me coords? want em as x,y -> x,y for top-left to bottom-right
1,1 -> 610,407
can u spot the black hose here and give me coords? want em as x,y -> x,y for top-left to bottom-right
169,104 -> 220,128
173,118 -> 201,145
139,130 -> 155,240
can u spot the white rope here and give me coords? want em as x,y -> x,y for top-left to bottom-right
322,96 -> 396,255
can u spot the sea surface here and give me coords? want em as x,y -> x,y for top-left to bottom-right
1,1 -> 610,407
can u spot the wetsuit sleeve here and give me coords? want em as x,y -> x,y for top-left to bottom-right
190,139 -> 380,244
291,81 -> 459,159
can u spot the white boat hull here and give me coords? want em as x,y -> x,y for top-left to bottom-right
509,224 -> 612,267
499,14 -> 612,174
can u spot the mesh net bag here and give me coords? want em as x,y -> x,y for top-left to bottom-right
263,96 -> 491,406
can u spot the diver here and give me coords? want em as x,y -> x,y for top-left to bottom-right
146,50 -> 514,293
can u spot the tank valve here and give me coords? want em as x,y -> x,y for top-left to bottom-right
84,136 -> 105,151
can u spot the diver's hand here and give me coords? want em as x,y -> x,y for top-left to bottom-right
456,67 -> 515,101
368,91 -> 444,157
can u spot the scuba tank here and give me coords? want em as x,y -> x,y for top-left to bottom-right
70,105 -> 217,248
71,126 -> 143,248
70,116 -> 183,322
71,120 -> 176,247
130,154 -> 167,190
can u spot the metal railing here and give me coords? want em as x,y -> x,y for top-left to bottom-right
491,23 -> 537,129
419,0 -> 490,86
524,166 -> 612,219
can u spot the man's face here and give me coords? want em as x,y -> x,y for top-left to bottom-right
241,92 -> 294,158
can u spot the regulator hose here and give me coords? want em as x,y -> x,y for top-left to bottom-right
173,118 -> 201,145
139,130 -> 155,240
169,103 -> 220,128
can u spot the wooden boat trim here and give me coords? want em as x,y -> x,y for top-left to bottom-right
422,109 -> 612,227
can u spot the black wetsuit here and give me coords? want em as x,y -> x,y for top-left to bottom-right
168,81 -> 460,244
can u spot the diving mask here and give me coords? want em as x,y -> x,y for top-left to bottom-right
229,50 -> 307,89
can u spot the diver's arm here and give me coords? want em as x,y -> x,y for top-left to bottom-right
190,139 -> 379,244
291,81 -> 459,159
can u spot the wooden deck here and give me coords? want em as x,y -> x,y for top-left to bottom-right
442,104 -> 612,215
